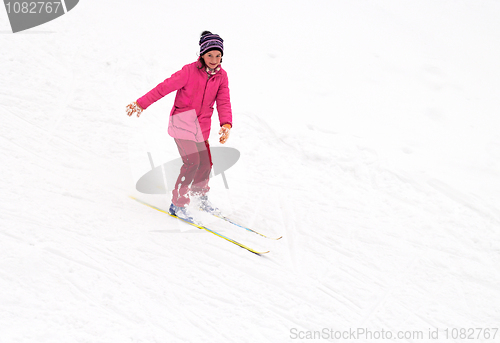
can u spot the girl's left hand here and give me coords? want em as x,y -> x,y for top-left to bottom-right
219,124 -> 231,144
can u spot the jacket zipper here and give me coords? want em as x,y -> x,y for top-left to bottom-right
200,73 -> 214,111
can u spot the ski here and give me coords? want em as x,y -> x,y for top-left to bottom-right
208,212 -> 282,240
130,196 -> 269,255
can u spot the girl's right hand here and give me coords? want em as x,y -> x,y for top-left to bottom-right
126,101 -> 143,117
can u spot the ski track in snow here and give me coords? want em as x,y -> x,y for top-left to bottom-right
1,1 -> 500,342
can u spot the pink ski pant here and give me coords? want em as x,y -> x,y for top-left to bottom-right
172,138 -> 213,207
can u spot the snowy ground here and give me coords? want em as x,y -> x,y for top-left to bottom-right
1,1 -> 500,342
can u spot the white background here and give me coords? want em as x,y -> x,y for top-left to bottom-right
1,1 -> 499,342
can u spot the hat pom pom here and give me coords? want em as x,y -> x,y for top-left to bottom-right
201,30 -> 212,37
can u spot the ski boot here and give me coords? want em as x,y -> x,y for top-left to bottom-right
169,203 -> 195,223
197,195 -> 221,215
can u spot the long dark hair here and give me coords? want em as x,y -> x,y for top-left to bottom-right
197,56 -> 207,69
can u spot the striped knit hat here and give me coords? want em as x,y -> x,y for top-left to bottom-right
199,31 -> 224,56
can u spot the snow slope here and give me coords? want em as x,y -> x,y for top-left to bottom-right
1,1 -> 500,342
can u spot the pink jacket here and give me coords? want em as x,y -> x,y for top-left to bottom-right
137,60 -> 232,142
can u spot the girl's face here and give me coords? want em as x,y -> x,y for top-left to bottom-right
202,50 -> 222,69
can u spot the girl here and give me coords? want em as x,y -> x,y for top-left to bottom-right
126,31 -> 232,222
